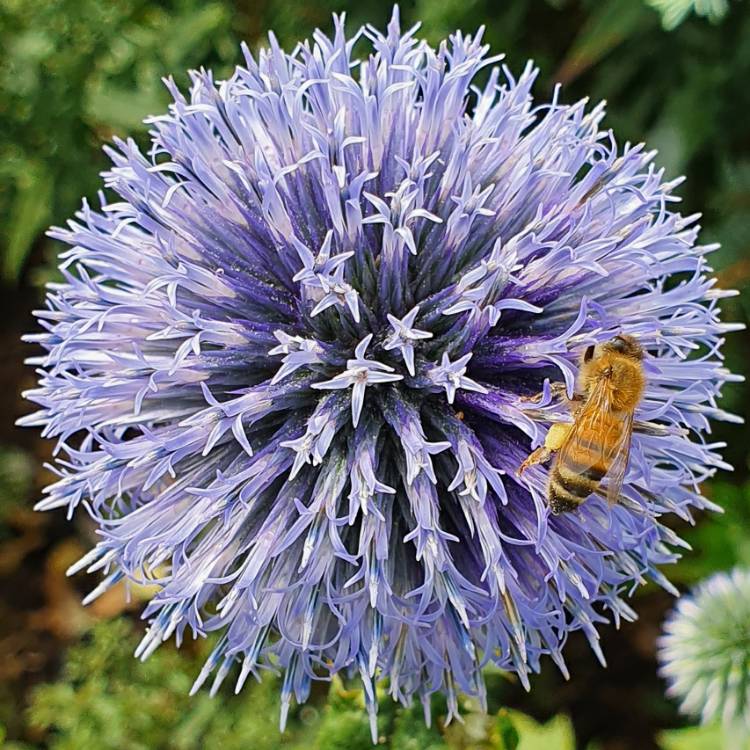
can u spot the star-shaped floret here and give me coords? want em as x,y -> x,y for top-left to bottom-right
269,331 -> 324,384
311,335 -> 403,426
292,230 -> 353,285
428,352 -> 487,404
292,231 -> 359,322
310,263 -> 361,322
383,305 -> 433,376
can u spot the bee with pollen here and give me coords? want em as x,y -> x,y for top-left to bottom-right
520,335 -> 646,513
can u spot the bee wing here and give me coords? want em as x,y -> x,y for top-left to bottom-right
555,381 -> 633,507
604,410 -> 634,506
554,383 -> 610,467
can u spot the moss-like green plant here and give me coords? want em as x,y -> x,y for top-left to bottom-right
28,619 -> 297,750
26,618 -> 528,749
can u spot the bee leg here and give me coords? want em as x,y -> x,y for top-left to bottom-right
549,382 -> 571,401
520,382 -> 584,408
518,422 -> 572,476
518,446 -> 551,476
519,383 -> 562,404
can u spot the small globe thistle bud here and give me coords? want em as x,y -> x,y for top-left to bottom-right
659,569 -> 750,746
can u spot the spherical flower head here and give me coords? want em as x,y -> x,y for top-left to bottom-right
21,8 -> 739,735
658,569 -> 750,745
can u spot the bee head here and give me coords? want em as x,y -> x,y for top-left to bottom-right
604,334 -> 643,360
582,335 -> 643,364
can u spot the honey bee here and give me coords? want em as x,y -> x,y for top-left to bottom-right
519,334 -> 645,513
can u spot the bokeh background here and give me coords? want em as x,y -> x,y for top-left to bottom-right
0,1 -> 748,748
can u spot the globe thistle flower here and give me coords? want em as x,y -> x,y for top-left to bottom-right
22,8 -> 739,737
658,569 -> 750,745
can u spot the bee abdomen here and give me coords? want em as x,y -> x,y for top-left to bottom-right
548,480 -> 583,514
548,459 -> 607,514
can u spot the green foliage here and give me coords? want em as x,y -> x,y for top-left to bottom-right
659,722 -> 748,749
25,618 -> 528,750
0,722 -> 34,750
0,0 -> 238,281
496,710 -> 520,750
707,160 -> 750,321
504,713 -> 575,750
28,618 -> 294,750
0,446 -> 33,512
0,445 -> 34,538
312,707 -> 376,750
671,482 -> 750,584
389,706 -> 448,750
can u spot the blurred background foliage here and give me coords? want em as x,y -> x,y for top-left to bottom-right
0,0 -> 747,748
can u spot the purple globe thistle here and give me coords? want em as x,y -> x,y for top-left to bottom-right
22,8 -> 740,737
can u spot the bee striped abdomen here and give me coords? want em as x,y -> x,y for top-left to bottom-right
548,417 -> 623,514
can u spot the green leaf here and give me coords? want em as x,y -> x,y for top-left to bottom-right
556,0 -> 654,84
504,711 -> 575,750
83,81 -> 166,132
162,3 -> 231,68
671,482 -> 750,584
496,709 -> 520,750
3,160 -> 52,281
390,702 -> 447,750
658,722 -> 731,749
